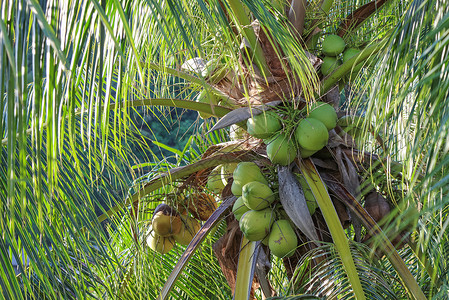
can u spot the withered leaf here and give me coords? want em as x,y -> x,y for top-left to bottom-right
277,166 -> 319,243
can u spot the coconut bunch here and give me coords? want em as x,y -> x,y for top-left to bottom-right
244,101 -> 338,165
203,102 -> 402,261
320,34 -> 363,81
147,203 -> 200,254
147,188 -> 218,254
225,162 -> 304,258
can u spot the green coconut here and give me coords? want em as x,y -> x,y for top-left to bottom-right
295,118 -> 329,151
299,147 -> 317,158
308,102 -> 338,130
207,165 -> 226,194
232,196 -> 250,221
321,56 -> 341,76
246,111 -> 282,139
265,133 -> 297,166
221,162 -> 238,186
239,208 -> 274,241
342,48 -> 360,62
173,216 -> 201,246
268,220 -> 298,258
242,181 -> 275,210
343,48 -> 363,79
147,230 -> 175,254
196,90 -> 219,119
322,34 -> 346,56
231,162 -> 268,196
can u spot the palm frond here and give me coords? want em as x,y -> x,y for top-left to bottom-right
290,242 -> 401,299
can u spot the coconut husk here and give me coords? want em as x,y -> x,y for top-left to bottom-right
362,192 -> 413,251
364,192 -> 391,223
179,168 -> 210,193
255,23 -> 286,78
221,180 -> 234,199
332,197 -> 351,229
230,20 -> 308,107
186,192 -> 218,221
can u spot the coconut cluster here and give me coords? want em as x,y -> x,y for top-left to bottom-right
320,34 -> 362,79
245,102 -> 337,165
230,162 -> 302,258
147,190 -> 217,254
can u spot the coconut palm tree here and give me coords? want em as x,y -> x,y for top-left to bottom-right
1,0 -> 448,299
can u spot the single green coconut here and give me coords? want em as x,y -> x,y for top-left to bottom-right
242,181 -> 275,210
299,147 -> 317,158
147,229 -> 175,254
268,220 -> 298,258
231,162 -> 268,196
232,196 -> 250,221
221,162 -> 238,186
246,111 -> 282,139
265,133 -> 297,166
342,48 -> 360,62
295,118 -> 329,151
196,90 -> 219,119
207,165 -> 225,194
321,56 -> 341,76
173,216 -> 201,246
239,208 -> 274,241
322,34 -> 346,56
343,48 -> 363,79
308,102 -> 338,130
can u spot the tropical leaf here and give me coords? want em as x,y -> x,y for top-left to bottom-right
1,0 -> 449,299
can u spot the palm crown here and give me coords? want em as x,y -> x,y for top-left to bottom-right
1,0 -> 448,299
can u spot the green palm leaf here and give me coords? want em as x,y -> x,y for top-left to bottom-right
1,0 -> 449,298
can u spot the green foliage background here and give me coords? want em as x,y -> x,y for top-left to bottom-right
0,0 -> 448,298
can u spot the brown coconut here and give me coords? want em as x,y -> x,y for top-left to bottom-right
152,203 -> 182,237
